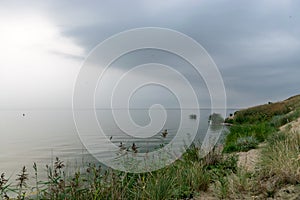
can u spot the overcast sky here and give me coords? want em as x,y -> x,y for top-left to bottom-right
1,0 -> 300,109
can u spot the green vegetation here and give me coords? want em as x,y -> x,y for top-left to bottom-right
270,109 -> 300,128
234,102 -> 290,124
260,131 -> 300,187
213,130 -> 300,199
0,145 -> 238,200
223,95 -> 300,153
223,123 -> 275,153
2,95 -> 300,199
228,94 -> 300,124
209,113 -> 224,125
214,94 -> 300,198
223,109 -> 300,153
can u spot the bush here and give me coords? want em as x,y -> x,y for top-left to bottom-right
224,118 -> 234,124
223,136 -> 258,153
209,113 -> 224,125
236,136 -> 258,152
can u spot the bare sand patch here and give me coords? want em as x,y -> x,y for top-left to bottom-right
280,117 -> 300,133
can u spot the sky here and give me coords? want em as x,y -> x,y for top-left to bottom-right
1,0 -> 300,109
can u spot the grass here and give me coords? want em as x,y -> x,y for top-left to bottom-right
260,131 -> 300,187
0,144 -> 238,200
213,94 -> 300,198
270,109 -> 300,128
213,168 -> 255,199
223,95 -> 300,153
228,94 -> 300,124
223,122 -> 275,153
213,129 -> 300,199
234,102 -> 290,124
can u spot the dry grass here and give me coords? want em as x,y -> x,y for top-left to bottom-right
212,127 -> 300,199
259,131 -> 300,187
233,95 -> 300,124
213,169 -> 255,199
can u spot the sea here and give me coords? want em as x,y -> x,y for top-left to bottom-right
0,108 -> 239,178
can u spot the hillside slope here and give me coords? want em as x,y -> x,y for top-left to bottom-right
231,94 -> 300,124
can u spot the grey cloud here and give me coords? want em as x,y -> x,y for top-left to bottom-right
4,0 -> 300,108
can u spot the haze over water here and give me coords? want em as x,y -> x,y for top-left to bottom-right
0,108 -> 237,177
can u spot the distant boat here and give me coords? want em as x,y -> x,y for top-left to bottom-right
189,114 -> 197,119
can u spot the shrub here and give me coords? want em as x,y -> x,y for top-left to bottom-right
223,136 -> 258,153
224,118 -> 234,124
236,136 -> 258,152
209,113 -> 224,125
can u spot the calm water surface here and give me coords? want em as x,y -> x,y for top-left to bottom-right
0,108 -> 237,177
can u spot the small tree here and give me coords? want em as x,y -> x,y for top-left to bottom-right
209,113 -> 224,125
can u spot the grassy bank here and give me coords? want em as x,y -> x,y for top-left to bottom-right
228,94 -> 300,124
223,94 -> 300,153
212,94 -> 300,199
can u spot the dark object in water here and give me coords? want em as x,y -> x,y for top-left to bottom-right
118,142 -> 126,151
22,113 -> 25,117
131,143 -> 138,153
161,129 -> 168,138
189,114 -> 197,119
209,113 -> 224,125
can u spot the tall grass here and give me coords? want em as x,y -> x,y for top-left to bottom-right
215,130 -> 300,199
0,143 -> 238,200
214,95 -> 300,198
259,131 -> 300,187
224,98 -> 300,153
270,109 -> 300,128
213,168 -> 254,199
223,106 -> 300,153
